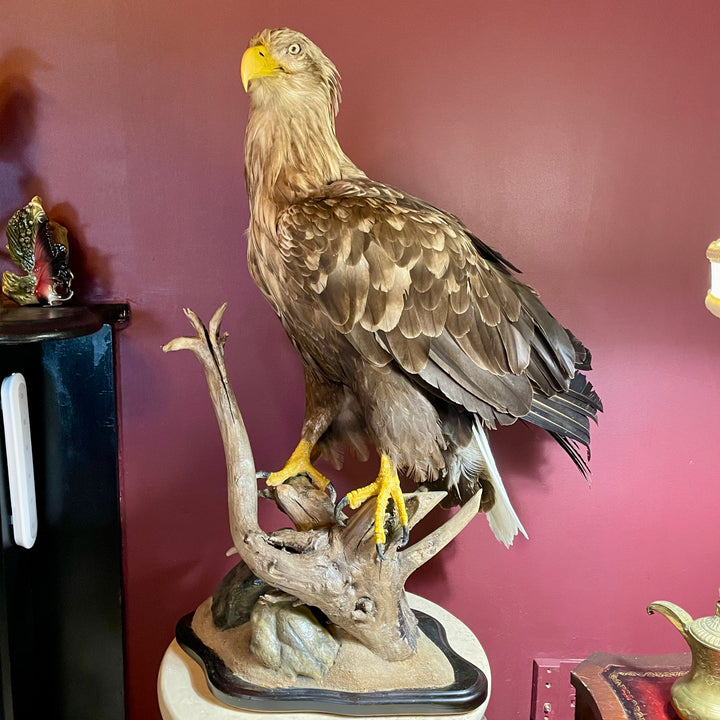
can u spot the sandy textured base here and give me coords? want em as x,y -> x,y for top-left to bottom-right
159,594 -> 491,719
192,597 -> 454,692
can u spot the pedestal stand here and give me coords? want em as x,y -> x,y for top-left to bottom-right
158,594 -> 489,720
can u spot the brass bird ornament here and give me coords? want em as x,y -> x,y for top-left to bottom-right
240,28 -> 601,557
3,196 -> 74,306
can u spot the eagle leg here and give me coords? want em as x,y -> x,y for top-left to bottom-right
343,454 -> 409,557
264,438 -> 331,490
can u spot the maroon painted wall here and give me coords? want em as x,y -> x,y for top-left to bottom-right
3,2 -> 720,718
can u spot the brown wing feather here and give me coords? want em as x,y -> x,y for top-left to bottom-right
275,178 -> 577,425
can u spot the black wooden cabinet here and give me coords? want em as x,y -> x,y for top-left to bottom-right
0,305 -> 127,720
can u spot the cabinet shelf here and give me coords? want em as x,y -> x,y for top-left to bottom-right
0,303 -> 130,344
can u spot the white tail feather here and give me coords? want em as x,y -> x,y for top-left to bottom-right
472,421 -> 528,547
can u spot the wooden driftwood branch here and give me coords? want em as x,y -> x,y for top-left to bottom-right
164,305 -> 481,661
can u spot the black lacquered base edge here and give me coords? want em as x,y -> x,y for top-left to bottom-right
176,609 -> 488,716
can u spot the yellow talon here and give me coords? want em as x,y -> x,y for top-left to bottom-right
266,438 -> 330,490
346,455 -> 408,547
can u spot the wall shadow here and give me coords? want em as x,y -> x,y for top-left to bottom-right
0,48 -> 112,302
0,47 -> 49,227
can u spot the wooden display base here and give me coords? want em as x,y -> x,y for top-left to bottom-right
158,594 -> 490,719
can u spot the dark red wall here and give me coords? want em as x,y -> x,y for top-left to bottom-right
3,2 -> 720,718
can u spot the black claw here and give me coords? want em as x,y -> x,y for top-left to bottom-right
334,496 -> 350,526
376,542 -> 386,560
255,470 -> 271,480
326,481 -> 337,504
398,525 -> 410,548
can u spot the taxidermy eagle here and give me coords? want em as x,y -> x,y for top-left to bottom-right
241,28 -> 601,556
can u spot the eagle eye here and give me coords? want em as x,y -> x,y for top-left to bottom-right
288,42 -> 302,56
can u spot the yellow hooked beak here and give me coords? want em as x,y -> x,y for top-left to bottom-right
241,45 -> 278,91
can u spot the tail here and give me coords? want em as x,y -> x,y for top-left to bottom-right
522,372 -> 602,477
438,418 -> 528,547
434,370 -> 601,546
471,420 -> 528,547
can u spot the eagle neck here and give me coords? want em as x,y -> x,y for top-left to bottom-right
244,95 -> 359,228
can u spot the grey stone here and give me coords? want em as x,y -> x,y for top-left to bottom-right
249,594 -> 340,680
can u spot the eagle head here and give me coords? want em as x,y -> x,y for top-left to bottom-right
241,28 -> 341,117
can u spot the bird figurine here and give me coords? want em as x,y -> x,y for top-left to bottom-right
3,196 -> 74,306
240,28 -> 602,557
